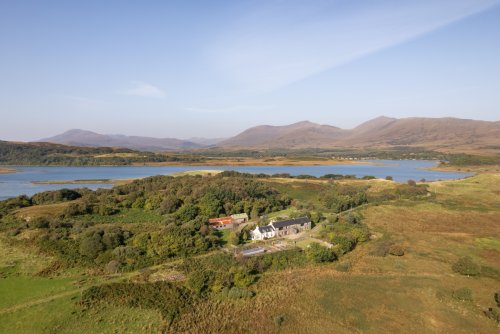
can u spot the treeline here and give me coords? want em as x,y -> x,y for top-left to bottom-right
0,141 -> 204,166
197,147 -> 444,160
443,154 -> 500,166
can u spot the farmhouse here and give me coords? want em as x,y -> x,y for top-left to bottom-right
250,217 -> 312,240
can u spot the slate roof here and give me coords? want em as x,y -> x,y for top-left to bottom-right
272,217 -> 310,229
258,225 -> 275,233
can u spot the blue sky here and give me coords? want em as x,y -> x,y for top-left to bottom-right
1,0 -> 499,141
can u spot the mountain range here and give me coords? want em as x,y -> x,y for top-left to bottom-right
218,117 -> 500,152
40,116 -> 500,152
39,130 -> 225,151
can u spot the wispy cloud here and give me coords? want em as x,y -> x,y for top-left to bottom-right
121,81 -> 166,98
184,105 -> 273,113
207,0 -> 500,93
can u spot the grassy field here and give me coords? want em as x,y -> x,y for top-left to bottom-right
0,234 -> 165,333
1,173 -> 499,333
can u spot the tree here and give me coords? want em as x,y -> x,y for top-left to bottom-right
186,270 -> 213,296
310,211 -> 323,224
306,243 -> 336,263
176,203 -> 199,222
160,195 -> 182,214
199,224 -> 210,236
385,176 -> 393,181
228,231 -> 241,246
345,212 -> 361,224
79,232 -> 105,259
407,179 -> 417,186
331,235 -> 356,255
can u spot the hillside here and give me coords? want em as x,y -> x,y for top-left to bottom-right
41,129 -> 204,151
0,141 -> 204,166
218,117 -> 500,152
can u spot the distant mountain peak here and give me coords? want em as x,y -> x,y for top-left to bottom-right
218,116 -> 500,150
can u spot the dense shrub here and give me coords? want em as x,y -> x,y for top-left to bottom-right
80,282 -> 192,323
331,235 -> 356,256
274,314 -> 287,327
306,243 -> 337,263
452,256 -> 480,276
31,189 -> 82,205
388,244 -> 405,256
369,240 -> 394,257
484,308 -> 500,324
247,248 -> 308,272
452,288 -> 473,302
0,195 -> 31,218
79,227 -> 130,260
321,184 -> 368,213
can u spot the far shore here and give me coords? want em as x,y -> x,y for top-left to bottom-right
0,167 -> 16,174
32,179 -> 132,185
132,158 -> 372,167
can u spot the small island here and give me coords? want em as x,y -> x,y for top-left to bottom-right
0,167 -> 16,174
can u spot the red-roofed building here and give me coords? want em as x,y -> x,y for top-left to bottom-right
208,217 -> 233,230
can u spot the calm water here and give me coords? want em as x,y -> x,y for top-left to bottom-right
0,160 -> 472,200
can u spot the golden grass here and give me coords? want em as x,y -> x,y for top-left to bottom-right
429,174 -> 500,208
172,173 -> 500,333
15,201 -> 74,220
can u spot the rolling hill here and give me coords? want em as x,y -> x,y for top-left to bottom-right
40,129 -> 204,151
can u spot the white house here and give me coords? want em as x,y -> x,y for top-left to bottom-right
250,217 -> 311,240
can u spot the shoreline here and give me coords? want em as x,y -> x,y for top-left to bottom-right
31,170 -> 226,185
32,179 -> 132,185
426,164 -> 500,174
131,158 -> 371,167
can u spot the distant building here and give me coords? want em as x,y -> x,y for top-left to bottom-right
208,212 -> 249,230
208,217 -> 233,230
250,217 -> 311,240
230,213 -> 249,224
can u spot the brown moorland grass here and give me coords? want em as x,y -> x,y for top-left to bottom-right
15,201 -> 74,220
170,173 -> 500,333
